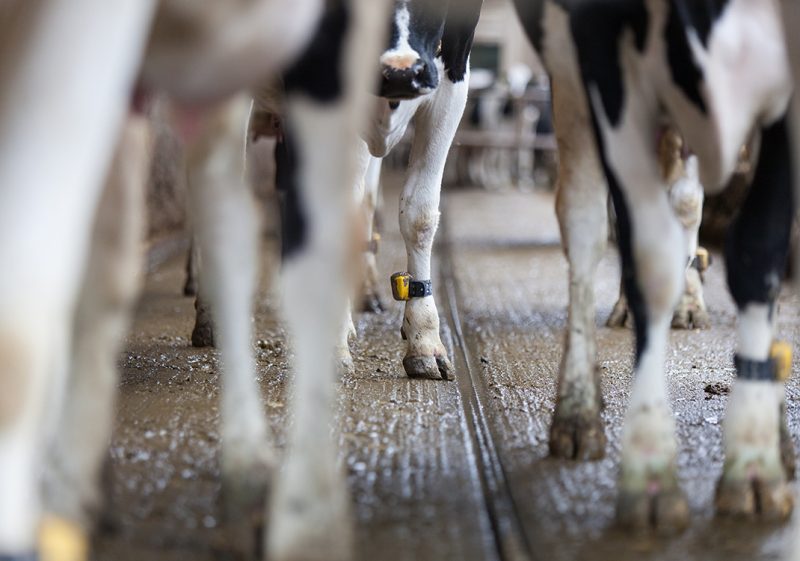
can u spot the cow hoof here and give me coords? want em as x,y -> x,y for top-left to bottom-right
606,297 -> 634,329
715,475 -> 793,521
191,320 -> 215,348
616,485 -> 689,535
222,463 -> 273,560
359,292 -> 385,314
403,354 -> 454,381
671,304 -> 710,330
549,411 -> 605,460
267,481 -> 353,561
183,277 -> 198,297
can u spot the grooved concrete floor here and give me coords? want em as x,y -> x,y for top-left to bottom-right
95,174 -> 800,561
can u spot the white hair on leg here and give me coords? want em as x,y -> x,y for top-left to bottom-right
43,114 -> 149,539
185,96 -> 275,553
0,0 -> 155,555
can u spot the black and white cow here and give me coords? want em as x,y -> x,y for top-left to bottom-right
235,0 -> 484,379
0,2 -> 391,561
511,0 -> 796,531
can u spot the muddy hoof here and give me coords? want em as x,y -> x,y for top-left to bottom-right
359,292 -> 385,314
606,298 -> 633,329
191,321 -> 215,348
549,413 -> 605,460
183,277 -> 198,297
616,486 -> 689,535
715,476 -> 793,521
671,305 -> 710,330
403,355 -> 454,381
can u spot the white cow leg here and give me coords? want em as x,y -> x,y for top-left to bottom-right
669,155 -> 710,330
186,97 -> 275,555
399,75 -> 468,381
267,1 -> 390,559
715,116 -> 794,520
43,116 -> 148,539
590,83 -> 689,532
0,0 -> 154,557
359,156 -> 385,313
549,79 -> 608,459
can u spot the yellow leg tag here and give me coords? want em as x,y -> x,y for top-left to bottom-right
771,341 -> 793,383
39,516 -> 88,561
695,247 -> 710,273
391,272 -> 411,301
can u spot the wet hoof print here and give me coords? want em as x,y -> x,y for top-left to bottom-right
715,476 -> 793,521
403,354 -> 454,381
616,485 -> 689,536
549,412 -> 606,461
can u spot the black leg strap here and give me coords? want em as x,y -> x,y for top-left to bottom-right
408,280 -> 433,298
734,354 -> 778,381
390,272 -> 433,301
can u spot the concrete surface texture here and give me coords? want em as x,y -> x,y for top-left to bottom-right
95,173 -> 800,561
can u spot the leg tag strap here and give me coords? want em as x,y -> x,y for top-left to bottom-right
390,272 -> 432,301
735,341 -> 792,382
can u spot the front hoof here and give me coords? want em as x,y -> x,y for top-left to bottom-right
616,486 -> 689,535
403,354 -> 454,381
606,297 -> 633,329
191,320 -> 214,348
671,302 -> 710,330
715,475 -> 793,521
549,412 -> 605,460
359,292 -> 385,314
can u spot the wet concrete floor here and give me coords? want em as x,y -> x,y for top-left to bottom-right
96,174 -> 800,561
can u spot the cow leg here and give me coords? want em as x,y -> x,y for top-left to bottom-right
183,237 -> 200,297
608,155 -> 708,330
548,75 -> 608,460
669,156 -> 709,330
267,2 -> 389,559
185,97 -> 275,556
586,79 -> 689,532
715,116 -> 794,520
42,116 -> 148,542
0,1 -> 154,558
359,155 -> 385,313
399,77 -> 468,381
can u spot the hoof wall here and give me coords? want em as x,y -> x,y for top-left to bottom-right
549,413 -> 605,460
403,355 -> 454,381
616,486 -> 689,535
716,476 -> 793,521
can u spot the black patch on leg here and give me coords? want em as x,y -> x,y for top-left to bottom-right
601,150 -> 650,364
570,0 -> 648,127
664,2 -> 709,115
509,0 -> 546,52
275,125 -> 307,260
725,116 -> 794,309
440,0 -> 483,83
283,1 -> 349,103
